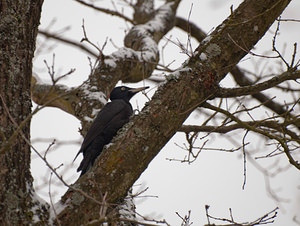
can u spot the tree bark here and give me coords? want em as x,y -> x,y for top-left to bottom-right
0,0 -> 44,224
57,0 -> 291,225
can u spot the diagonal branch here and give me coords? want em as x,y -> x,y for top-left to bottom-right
57,0 -> 292,224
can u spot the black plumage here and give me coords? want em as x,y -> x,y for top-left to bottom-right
74,86 -> 149,176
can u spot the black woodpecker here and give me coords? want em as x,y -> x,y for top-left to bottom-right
74,86 -> 149,176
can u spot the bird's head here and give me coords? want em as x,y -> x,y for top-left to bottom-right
109,86 -> 149,102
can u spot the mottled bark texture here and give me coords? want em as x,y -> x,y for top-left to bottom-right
0,0 -> 44,224
57,0 -> 291,225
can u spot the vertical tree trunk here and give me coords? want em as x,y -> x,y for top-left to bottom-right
0,0 -> 43,224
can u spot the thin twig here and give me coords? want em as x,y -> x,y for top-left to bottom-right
186,3 -> 194,57
49,166 -> 63,226
73,0 -> 135,24
81,19 -> 105,62
227,33 -> 278,59
272,17 -> 290,68
242,130 -> 249,190
39,30 -> 98,57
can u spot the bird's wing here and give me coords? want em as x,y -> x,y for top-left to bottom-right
74,99 -> 130,160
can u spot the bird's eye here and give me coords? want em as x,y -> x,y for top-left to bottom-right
121,87 -> 125,91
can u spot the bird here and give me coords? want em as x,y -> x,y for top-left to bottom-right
74,86 -> 149,176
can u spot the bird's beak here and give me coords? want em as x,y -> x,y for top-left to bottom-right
129,86 -> 149,93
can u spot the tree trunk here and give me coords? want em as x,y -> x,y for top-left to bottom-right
0,0 -> 44,224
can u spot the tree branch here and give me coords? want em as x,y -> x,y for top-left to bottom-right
73,0 -> 135,24
179,119 -> 300,144
230,66 -> 295,115
38,30 -> 98,57
180,119 -> 298,134
215,70 -> 300,98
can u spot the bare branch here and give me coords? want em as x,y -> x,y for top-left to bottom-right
242,130 -> 249,190
38,30 -> 98,57
176,210 -> 193,226
73,0 -> 135,24
215,70 -> 300,98
230,66 -> 296,116
179,118 -> 300,137
272,17 -> 290,68
204,206 -> 279,226
80,19 -> 105,60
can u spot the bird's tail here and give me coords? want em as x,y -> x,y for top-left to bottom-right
76,149 -> 99,176
77,156 -> 92,176
77,161 -> 92,177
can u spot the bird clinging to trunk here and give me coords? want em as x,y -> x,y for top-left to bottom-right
74,86 -> 149,176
